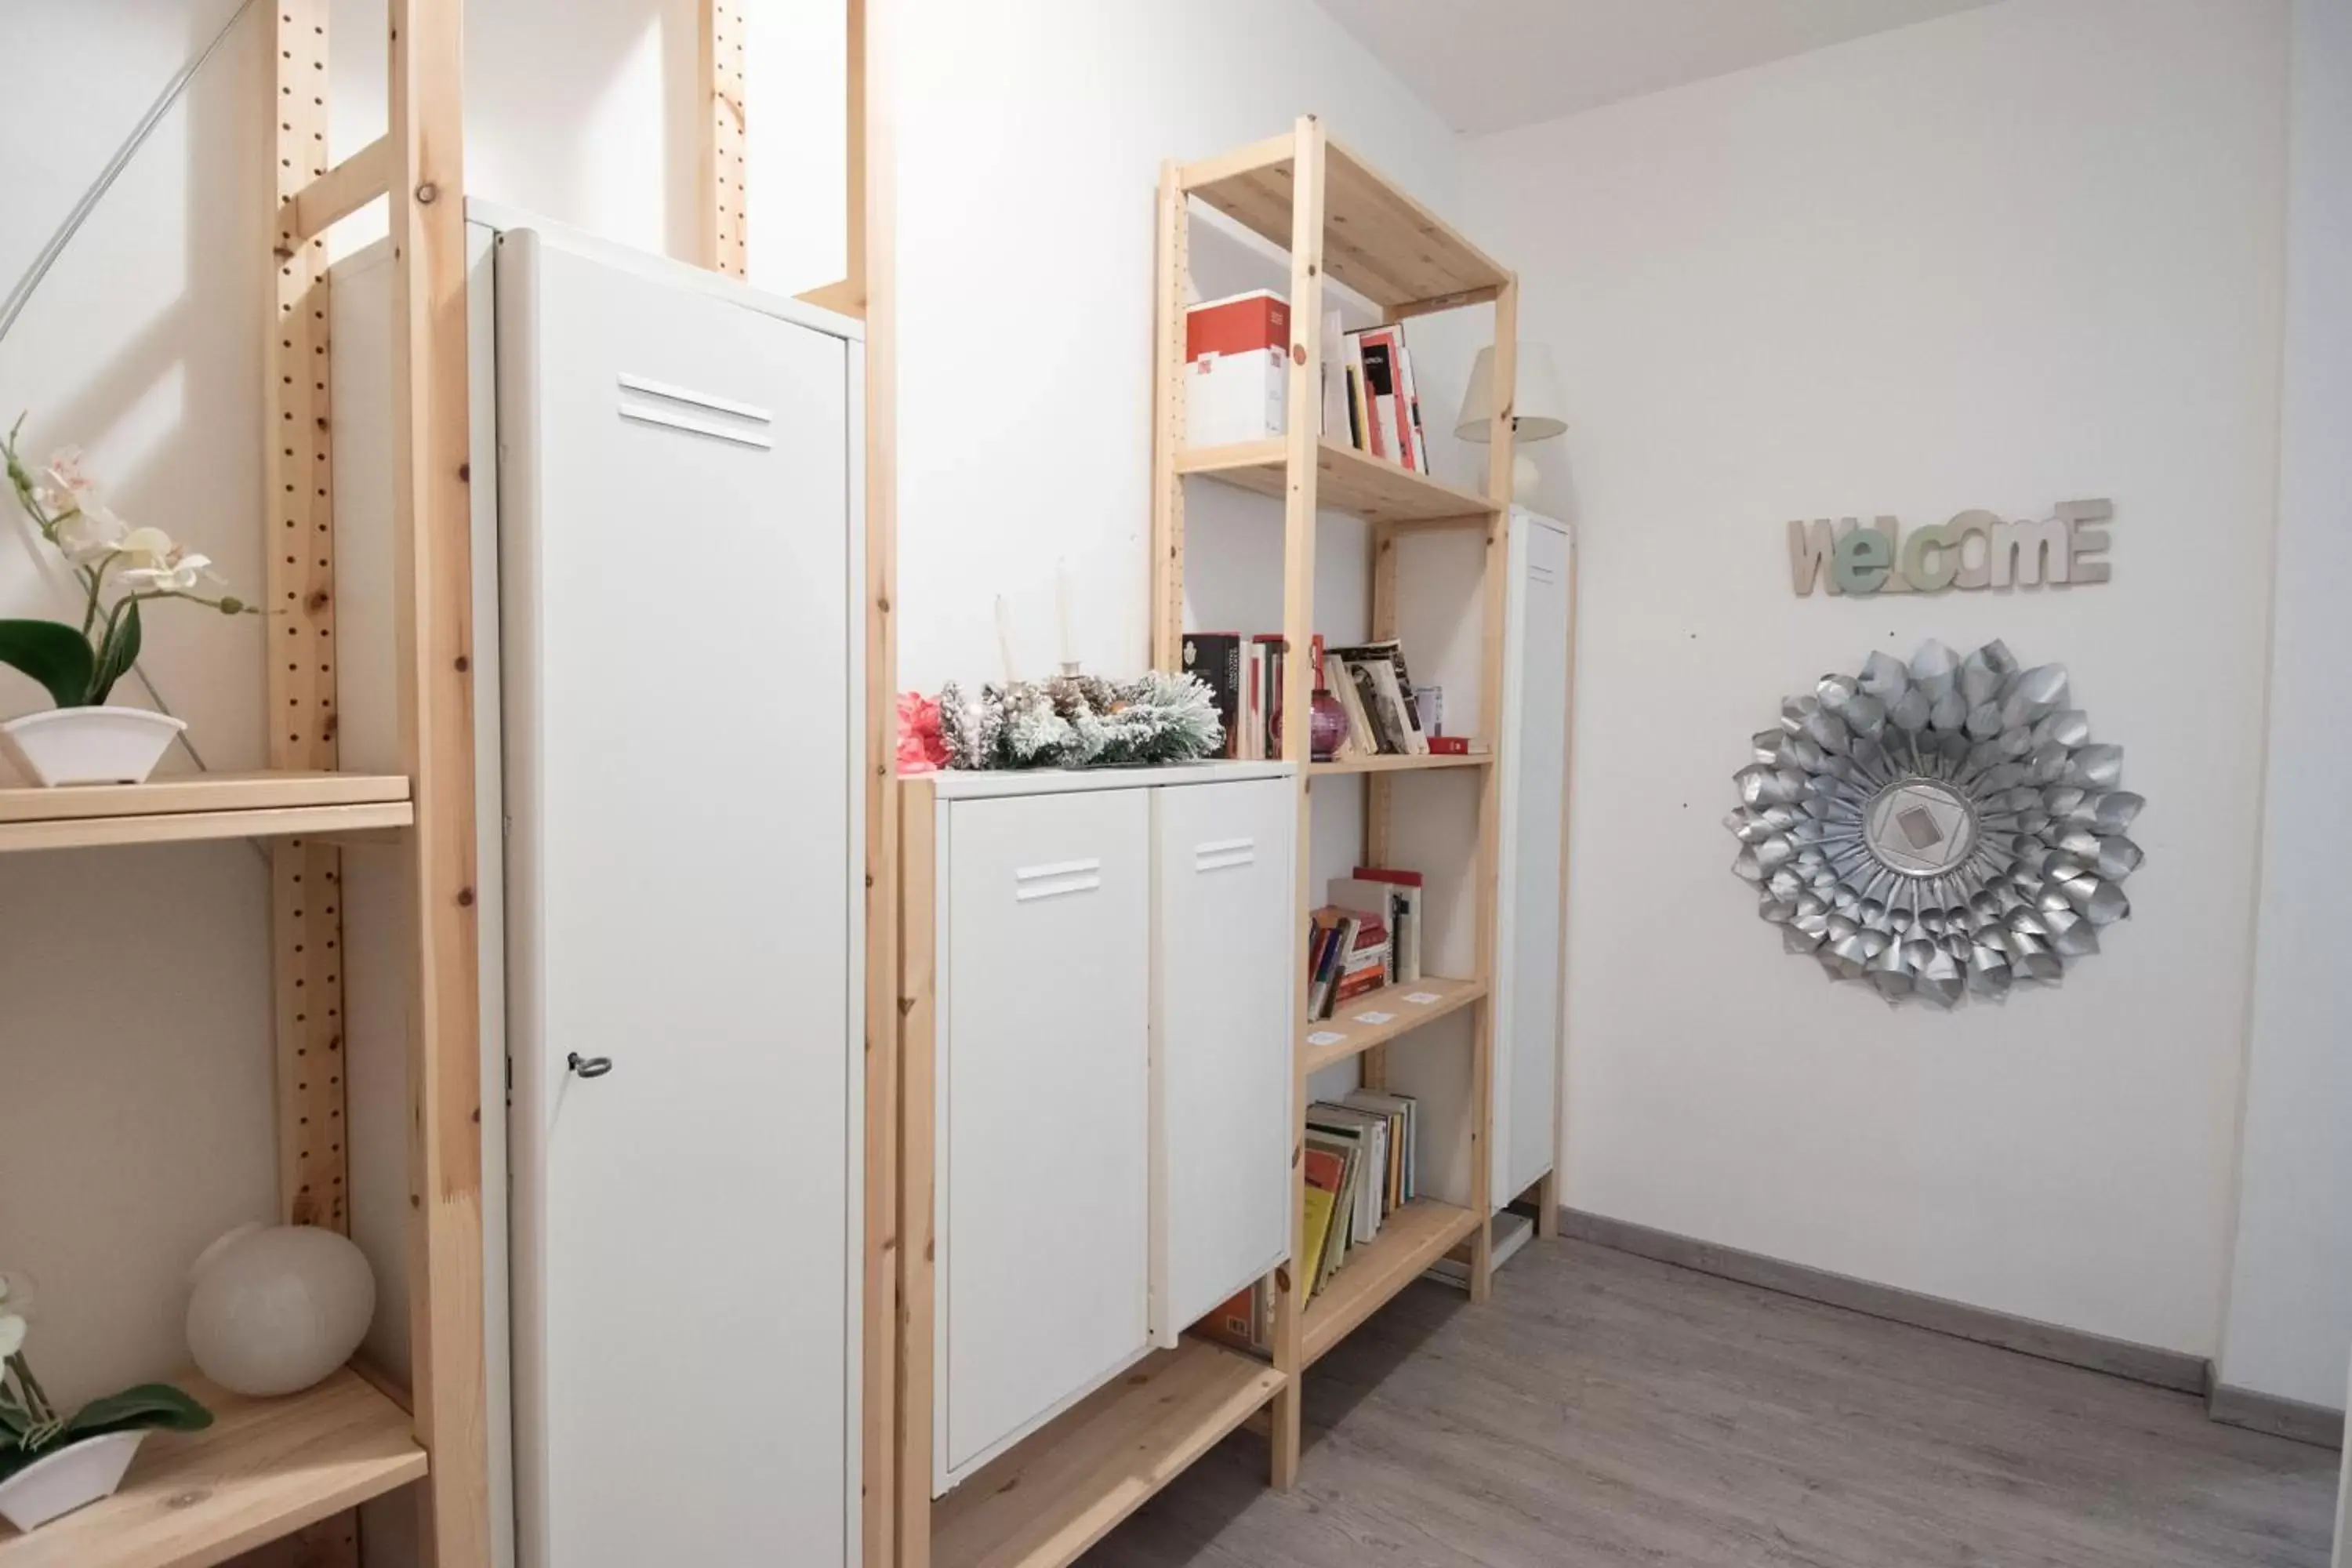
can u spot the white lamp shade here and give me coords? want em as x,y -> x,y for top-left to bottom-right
1455,342 -> 1568,443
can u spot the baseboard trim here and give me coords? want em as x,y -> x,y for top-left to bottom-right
2208,1382 -> 2347,1450
1559,1207 -> 2210,1395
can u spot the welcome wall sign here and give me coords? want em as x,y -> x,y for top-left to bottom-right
1788,499 -> 2114,597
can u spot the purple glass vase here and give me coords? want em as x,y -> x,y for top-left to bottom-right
1308,688 -> 1348,762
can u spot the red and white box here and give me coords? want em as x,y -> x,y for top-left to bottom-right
1185,290 -> 1289,447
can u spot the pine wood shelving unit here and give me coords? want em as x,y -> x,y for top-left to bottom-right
1151,115 -> 1519,1492
0,1370 -> 424,1568
2,2 -> 488,1563
1301,975 -> 1488,1073
1298,1199 -> 1483,1366
929,1341 -> 1283,1568
0,772 -> 412,853
1175,437 -> 1494,525
1307,750 -> 1490,777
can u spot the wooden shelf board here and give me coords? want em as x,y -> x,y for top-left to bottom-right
1308,750 -> 1490,777
0,1367 -> 426,1568
1178,439 -> 1496,527
1180,136 -> 1510,313
1302,975 -> 1486,1074
933,1339 -> 1283,1568
1301,1199 -> 1482,1367
0,771 -> 412,853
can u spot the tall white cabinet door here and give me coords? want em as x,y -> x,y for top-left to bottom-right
1501,518 -> 1572,1200
1150,778 -> 1295,1343
939,789 -> 1151,1486
499,230 -> 858,1568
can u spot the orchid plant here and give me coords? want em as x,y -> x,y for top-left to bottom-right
0,1271 -> 210,1483
1,418 -> 253,711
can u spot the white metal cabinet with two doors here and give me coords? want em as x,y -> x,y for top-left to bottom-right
923,763 -> 1294,1494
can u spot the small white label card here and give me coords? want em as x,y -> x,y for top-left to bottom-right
1353,1011 -> 1396,1025
1403,991 -> 1441,1004
1306,1031 -> 1346,1047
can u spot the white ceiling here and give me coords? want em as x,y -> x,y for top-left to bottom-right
1314,0 -> 2005,134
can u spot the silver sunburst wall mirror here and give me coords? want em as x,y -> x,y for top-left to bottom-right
1728,640 -> 2143,1007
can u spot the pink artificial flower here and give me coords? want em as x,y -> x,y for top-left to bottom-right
897,691 -> 948,775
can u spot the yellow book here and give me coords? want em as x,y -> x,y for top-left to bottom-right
1301,1185 -> 1338,1301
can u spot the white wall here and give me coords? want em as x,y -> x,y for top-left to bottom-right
1465,0 -> 2290,1356
2220,0 -> 2352,1412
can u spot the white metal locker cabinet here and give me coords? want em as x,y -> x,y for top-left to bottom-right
1149,777 -> 1296,1344
498,224 -> 863,1568
938,788 -> 1152,1487
1494,510 -> 1573,1203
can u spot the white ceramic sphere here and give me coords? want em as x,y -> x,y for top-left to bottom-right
186,1223 -> 376,1396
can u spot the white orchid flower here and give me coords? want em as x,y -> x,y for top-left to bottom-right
120,550 -> 223,595
0,1313 -> 23,1363
53,500 -> 132,565
0,1272 -> 33,1319
33,447 -> 98,515
111,525 -> 179,572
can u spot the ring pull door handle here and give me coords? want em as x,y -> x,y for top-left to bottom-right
567,1053 -> 614,1080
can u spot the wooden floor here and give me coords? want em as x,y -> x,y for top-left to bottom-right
1088,1236 -> 2339,1567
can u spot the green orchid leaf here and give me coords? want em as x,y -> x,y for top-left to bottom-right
0,1397 -> 24,1440
0,619 -> 96,709
66,1383 -> 213,1439
86,597 -> 142,705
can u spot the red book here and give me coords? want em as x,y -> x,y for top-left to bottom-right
1351,866 -> 1425,887
1427,735 -> 1469,756
1352,326 -> 1417,472
1186,290 -> 1289,362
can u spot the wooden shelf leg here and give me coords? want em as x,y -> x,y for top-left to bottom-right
1268,1362 -> 1302,1494
389,2 -> 489,1563
1536,1168 -> 1560,1240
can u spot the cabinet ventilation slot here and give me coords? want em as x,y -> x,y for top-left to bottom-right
1193,837 -> 1257,873
615,372 -> 775,449
1014,857 -> 1102,902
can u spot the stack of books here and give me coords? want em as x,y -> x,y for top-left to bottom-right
1308,867 -> 1425,1018
1199,1089 -> 1422,1349
1320,312 -> 1432,473
1332,868 -> 1422,986
1180,632 -> 1449,763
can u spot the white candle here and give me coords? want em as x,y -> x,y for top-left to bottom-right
995,594 -> 1017,684
1056,559 -> 1076,671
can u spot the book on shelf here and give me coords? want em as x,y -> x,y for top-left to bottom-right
1301,1145 -> 1346,1295
1319,307 -> 1349,446
1334,869 -> 1421,985
1185,290 -> 1289,447
1243,635 -> 1288,761
1181,632 -> 1243,759
1339,1090 -> 1419,1207
1310,904 -> 1389,1020
1309,1102 -> 1390,1247
1198,1279 -> 1269,1355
